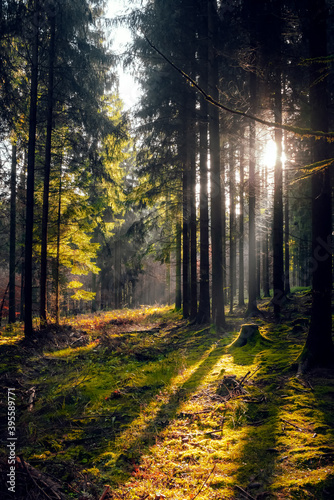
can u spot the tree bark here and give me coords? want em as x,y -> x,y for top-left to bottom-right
284,165 -> 291,295
24,0 -> 39,337
189,98 -> 197,319
262,163 -> 270,297
299,0 -> 334,371
197,1 -> 210,323
272,65 -> 284,319
55,165 -> 62,326
229,146 -> 236,313
9,142 -> 17,324
182,136 -> 190,318
238,141 -> 245,307
40,13 -> 56,325
209,0 -> 225,328
175,218 -> 182,309
246,69 -> 258,316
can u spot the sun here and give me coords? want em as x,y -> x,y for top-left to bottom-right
262,139 -> 287,169
263,139 -> 277,168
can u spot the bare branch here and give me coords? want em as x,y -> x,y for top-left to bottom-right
144,36 -> 334,141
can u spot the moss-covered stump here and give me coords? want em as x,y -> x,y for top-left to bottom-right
228,324 -> 270,348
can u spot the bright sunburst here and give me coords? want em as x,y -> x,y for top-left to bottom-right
263,139 -> 277,168
262,139 -> 287,169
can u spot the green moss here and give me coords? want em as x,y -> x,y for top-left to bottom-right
1,304 -> 333,499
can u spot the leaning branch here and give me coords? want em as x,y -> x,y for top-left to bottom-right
144,36 -> 334,141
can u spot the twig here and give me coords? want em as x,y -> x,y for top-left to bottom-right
181,409 -> 213,417
221,409 -> 227,437
72,374 -> 93,389
238,371 -> 251,387
70,414 -> 117,420
99,485 -> 110,500
281,418 -> 307,433
235,484 -> 256,500
192,465 -> 216,500
19,456 -> 53,500
183,424 -> 227,439
242,396 -> 266,404
247,366 -> 261,380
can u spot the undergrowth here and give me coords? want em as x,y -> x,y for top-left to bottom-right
0,295 -> 333,499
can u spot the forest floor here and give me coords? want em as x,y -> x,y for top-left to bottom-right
0,289 -> 334,500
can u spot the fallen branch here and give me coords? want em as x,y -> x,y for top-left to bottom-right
281,418 -> 303,431
238,371 -> 251,387
281,418 -> 314,434
234,484 -> 256,500
19,456 -> 55,500
99,485 -> 111,500
192,465 -> 216,500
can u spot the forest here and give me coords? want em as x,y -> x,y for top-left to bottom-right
0,0 -> 334,499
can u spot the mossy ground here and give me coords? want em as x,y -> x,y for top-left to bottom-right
0,293 -> 334,499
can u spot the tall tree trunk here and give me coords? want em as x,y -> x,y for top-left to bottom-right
238,141 -> 245,307
91,273 -> 97,313
246,69 -> 258,315
209,0 -> 225,328
256,235 -> 261,299
262,163 -> 270,297
197,2 -> 210,323
175,217 -> 182,309
24,0 -> 39,337
222,144 -> 227,305
229,146 -> 236,313
299,0 -> 334,371
55,166 -> 62,326
9,142 -> 17,324
20,163 -> 26,321
189,100 -> 197,319
284,165 -> 291,295
40,13 -> 56,325
182,145 -> 190,318
272,72 -> 284,318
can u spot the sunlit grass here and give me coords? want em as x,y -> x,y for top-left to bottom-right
1,300 -> 333,499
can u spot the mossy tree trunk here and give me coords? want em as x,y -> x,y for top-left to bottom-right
229,324 -> 269,349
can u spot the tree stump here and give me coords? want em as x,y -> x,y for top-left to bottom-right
228,324 -> 269,348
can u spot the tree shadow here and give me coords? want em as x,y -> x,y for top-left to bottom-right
1,322 -> 232,495
110,339 -> 227,472
231,360 -> 334,499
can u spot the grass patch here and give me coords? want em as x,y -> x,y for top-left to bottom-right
0,299 -> 334,499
